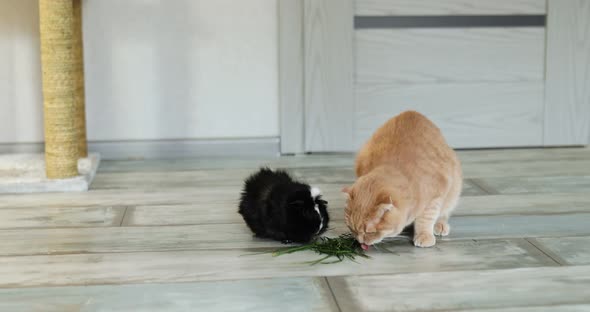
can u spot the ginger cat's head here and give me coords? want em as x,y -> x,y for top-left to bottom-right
342,175 -> 405,248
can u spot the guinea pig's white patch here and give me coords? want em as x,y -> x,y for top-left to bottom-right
310,186 -> 323,233
315,204 -> 323,234
310,187 -> 321,198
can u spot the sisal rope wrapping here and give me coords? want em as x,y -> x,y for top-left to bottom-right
73,0 -> 88,157
39,0 -> 79,178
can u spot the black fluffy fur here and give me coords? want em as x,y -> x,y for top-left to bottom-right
238,168 -> 329,244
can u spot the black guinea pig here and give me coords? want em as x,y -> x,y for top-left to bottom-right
238,168 -> 329,244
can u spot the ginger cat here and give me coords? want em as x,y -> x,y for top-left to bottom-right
343,111 -> 462,248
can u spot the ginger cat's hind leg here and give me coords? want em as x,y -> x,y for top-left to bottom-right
434,177 -> 462,237
413,198 -> 442,248
434,215 -> 450,237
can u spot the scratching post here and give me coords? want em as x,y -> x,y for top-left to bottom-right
39,0 -> 83,179
0,0 -> 99,193
73,0 -> 88,158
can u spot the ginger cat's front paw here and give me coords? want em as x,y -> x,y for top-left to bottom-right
413,232 -> 436,248
434,221 -> 450,236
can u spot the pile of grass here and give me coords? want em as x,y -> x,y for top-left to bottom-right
270,233 -> 370,265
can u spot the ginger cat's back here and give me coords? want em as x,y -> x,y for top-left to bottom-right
355,111 -> 460,184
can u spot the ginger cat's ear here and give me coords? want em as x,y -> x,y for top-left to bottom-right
365,203 -> 393,233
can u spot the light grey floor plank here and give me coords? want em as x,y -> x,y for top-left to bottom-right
2,191 -> 584,231
535,236 -> 590,265
446,213 -> 590,241
0,239 -> 553,288
92,168 -> 255,190
93,162 -> 590,192
96,148 -> 590,173
3,164 -> 586,212
0,188 -> 234,209
477,175 -> 590,195
98,154 -> 357,172
92,170 -> 356,193
328,266 -> 590,312
0,184 -> 348,211
459,305 -> 590,312
0,277 -> 338,312
462,179 -> 489,195
122,192 -> 590,226
92,167 -> 485,196
454,159 -> 590,178
457,147 -> 590,164
0,181 -> 488,211
525,238 -> 569,265
0,190 -> 584,228
0,223 -> 275,256
0,206 -> 125,229
122,204 -> 244,226
470,178 -> 501,195
7,214 -> 590,256
456,193 -> 590,216
6,214 -> 590,256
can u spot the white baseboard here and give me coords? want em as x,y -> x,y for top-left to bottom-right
0,137 -> 280,160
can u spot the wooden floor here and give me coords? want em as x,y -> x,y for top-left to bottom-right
1,148 -> 590,311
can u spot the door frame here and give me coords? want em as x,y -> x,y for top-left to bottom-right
278,0 -> 305,154
278,0 -> 354,154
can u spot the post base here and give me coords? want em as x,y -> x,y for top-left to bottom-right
0,153 -> 100,194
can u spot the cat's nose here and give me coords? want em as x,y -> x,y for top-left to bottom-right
357,235 -> 364,243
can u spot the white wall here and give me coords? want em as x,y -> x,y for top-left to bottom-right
0,0 -> 279,144
0,0 -> 44,144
